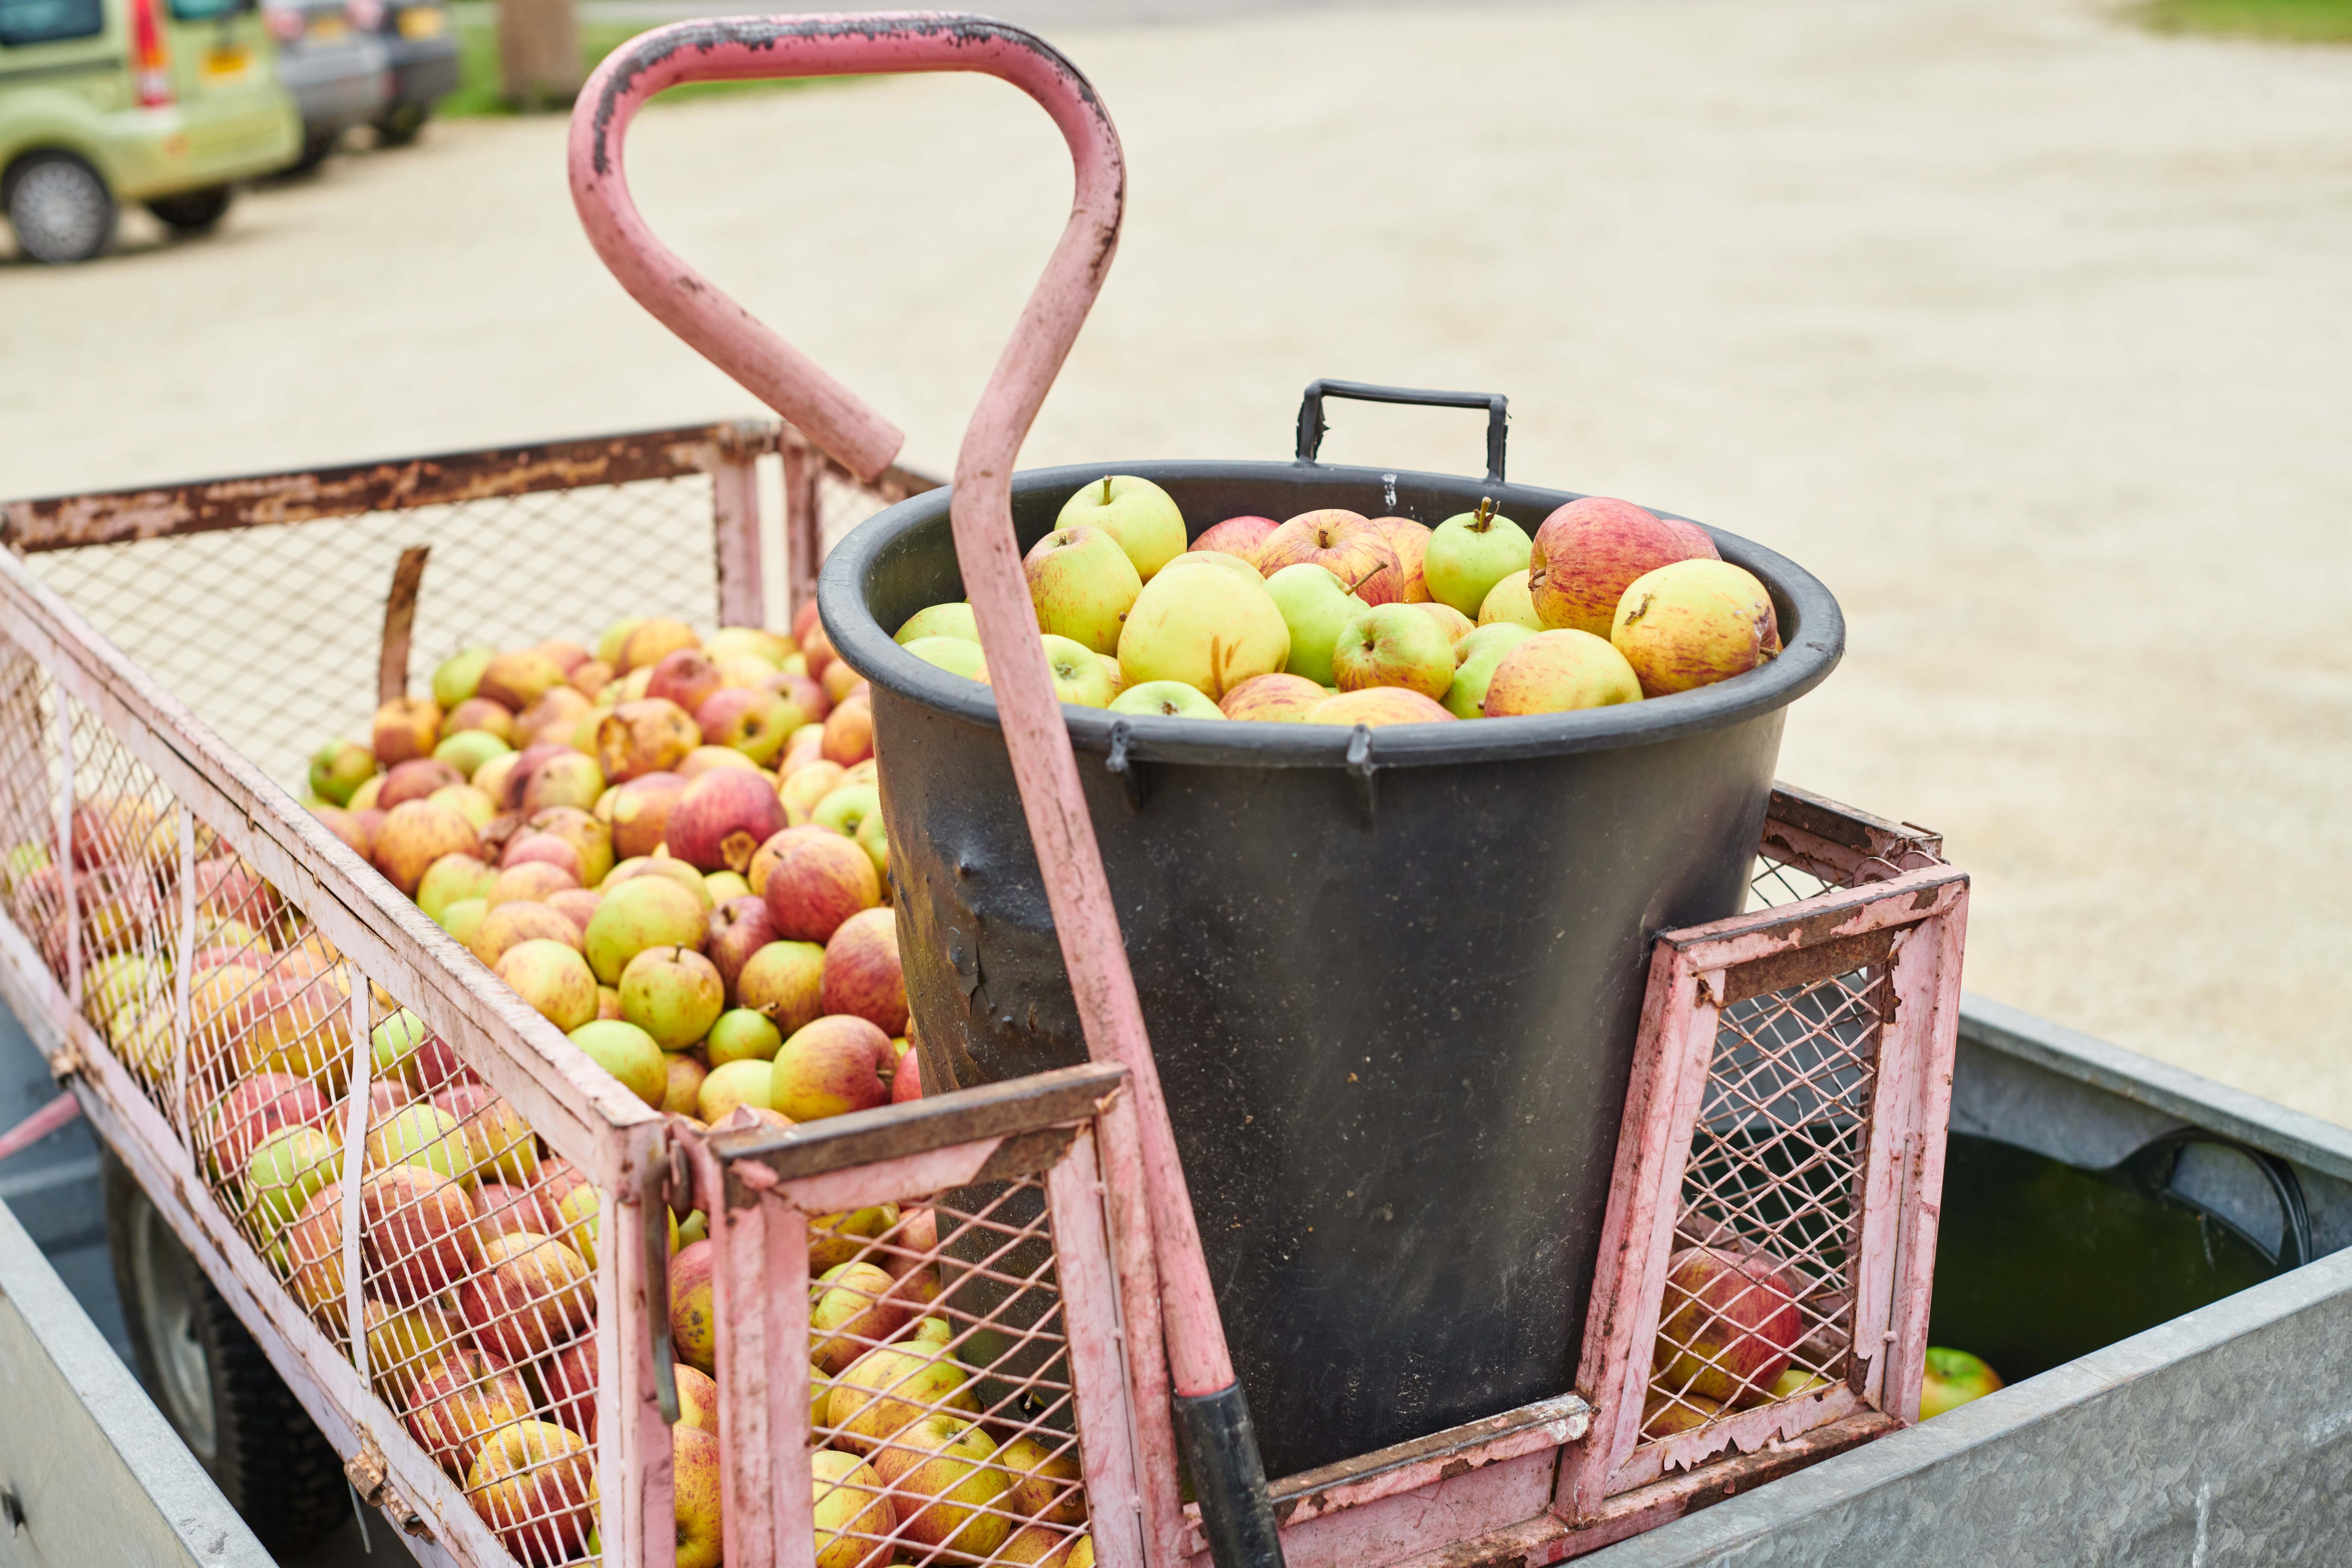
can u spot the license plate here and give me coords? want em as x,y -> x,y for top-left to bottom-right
396,6 -> 443,38
200,43 -> 250,81
307,13 -> 345,38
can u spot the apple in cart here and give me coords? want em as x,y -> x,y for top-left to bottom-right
201,1071 -> 329,1177
1000,1433 -> 1086,1525
619,618 -> 701,675
707,1006 -> 783,1067
242,1126 -> 341,1242
372,696 -> 442,766
477,648 -> 568,711
1442,623 -> 1535,719
875,1413 -> 1011,1558
1256,510 -> 1404,605
668,1425 -> 725,1568
822,908 -> 906,1037
445,696 -> 516,742
470,901 -> 580,968
1109,681 -> 1225,719
667,768 -> 786,875
1025,525 -> 1144,656
1652,1245 -> 1803,1403
828,1340 -> 980,1454
1640,1387 -> 1727,1441
434,730 -> 511,780
1332,604 -> 1455,700
1117,558 -> 1290,700
1190,514 -> 1278,562
1019,633 -> 1115,707
695,687 -> 799,764
646,646 -> 724,716
1057,475 -> 1188,580
460,1231 -> 594,1361
282,1184 -> 348,1333
465,1417 -> 596,1567
1263,564 -> 1370,688
309,738 -> 377,807
1001,1527 -> 1095,1568
811,1449 -> 894,1568
1527,495 -> 1718,636
737,939 -> 826,1034
1369,516 -> 1434,603
360,1164 -> 481,1307
514,685 -> 592,752
431,1084 -> 540,1186
607,855 -> 711,908
663,1051 -> 707,1115
487,861 -> 575,908
1217,672 -> 1326,722
891,1044 -> 923,1102
760,826 -> 882,943
904,636 -> 987,681
596,698 -> 699,782
416,853 -> 498,923
373,1009 -> 470,1094
705,896 -> 776,999
679,743 -> 757,781
619,945 -> 725,1050
540,1330 -> 599,1441
1920,1347 -> 2003,1417
433,646 -> 496,709
822,695 -> 874,767
855,808 -> 888,882
520,750 -> 603,814
567,1018 -> 673,1103
810,1259 -> 906,1373
772,1015 -> 892,1122
1481,630 -> 1643,716
367,1102 -> 476,1187
583,875 -> 708,985
698,1059 -> 775,1123
406,1347 -> 534,1475
363,1297 -> 468,1405
895,601 -> 980,645
379,757 -> 464,811
1303,688 -> 1455,727
520,806 -> 612,887
473,1181 -> 562,1245
313,805 -> 375,858
669,1237 -> 717,1373
373,800 -> 480,897
494,938 -> 600,1032
1478,569 -> 1542,629
806,1202 -> 899,1274
1611,559 -> 1781,697
607,771 -> 688,860
778,761 -> 847,829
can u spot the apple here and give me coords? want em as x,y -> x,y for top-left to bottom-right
1331,603 -> 1455,699
1033,633 -> 1117,707
1025,525 -> 1144,655
606,771 -> 688,860
564,1018 -> 667,1106
821,697 -> 875,768
1304,688 -> 1455,727
463,1418 -> 596,1566
760,827 -> 882,943
707,1007 -> 783,1067
406,1348 -> 534,1475
477,649 -> 567,711
1480,629 -> 1643,716
811,1448 -> 893,1568
1413,601 -> 1477,645
207,961 -> 356,1092
890,1045 -> 923,1103
827,1337 -> 980,1452
1263,563 -> 1372,687
1000,1432 -> 1086,1524
1527,494 -> 1719,635
583,876 -> 708,985
812,782 -> 880,842
597,617 -> 644,667
199,1071 -> 328,1177
1442,622 -> 1536,718
1424,497 -> 1534,617
495,939 -> 600,1031
242,1127 -> 341,1242
809,1259 -> 905,1372
1611,558 -> 1780,696
1369,515 -> 1435,603
709,626 -> 793,666
1209,672 -> 1321,723
900,636 -> 984,683
646,646 -> 723,716
668,1238 -> 717,1373
777,762 -> 846,832
663,1052 -> 707,1115
434,730 -> 512,781
1056,475 -> 1187,580
1107,681 -> 1224,718
372,1010 -> 462,1094
432,646 -> 496,709
772,1015 -> 891,1122
1920,1347 -> 2003,1418
429,784 -> 498,831
360,1164 -> 481,1307
459,1230 -> 593,1362
569,659 -> 615,700
698,1059 -> 775,1123
822,908 -> 906,1037
1652,1245 -> 1802,1403
1117,557 -> 1290,699
619,945 -> 725,1050
487,860 -> 577,908
677,744 -> 755,781
470,751 -> 522,806
372,697 -> 442,767
309,739 -> 377,807
539,1330 -> 599,1442
445,695 -> 516,742
874,1412 -> 1010,1558
520,805 -> 613,887
1255,510 -> 1403,605
595,698 -> 699,783
608,855 -> 712,909
1157,550 -> 1263,587
1191,514 -> 1278,563
549,887 -> 602,936
696,688 -> 799,764
703,895 -> 777,999
895,601 -> 980,645
312,805 -> 373,858
513,685 -> 592,751
736,939 -> 827,1033
366,1102 -> 475,1187
619,617 -> 700,674
495,742 -> 568,810
474,1180 -> 561,1245
281,1184 -> 348,1332
379,757 -> 465,810
808,1202 -> 900,1273
1641,1387 -> 1727,1441
363,1296 -> 467,1406
520,751 -> 604,814
373,801 -> 479,897
469,901 -> 581,969
1001,1526 -> 1094,1568
430,1084 -> 538,1186
853,810 -> 888,884
667,768 -> 786,875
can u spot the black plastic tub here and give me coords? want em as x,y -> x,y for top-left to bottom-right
820,456 -> 1843,1480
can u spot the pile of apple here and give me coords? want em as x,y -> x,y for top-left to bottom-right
893,477 -> 1783,725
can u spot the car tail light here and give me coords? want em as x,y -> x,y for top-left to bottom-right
129,0 -> 172,106
345,0 -> 383,29
264,4 -> 303,40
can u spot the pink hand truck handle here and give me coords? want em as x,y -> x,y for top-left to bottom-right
571,8 -> 1262,1501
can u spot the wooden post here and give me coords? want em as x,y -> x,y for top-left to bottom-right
497,0 -> 581,109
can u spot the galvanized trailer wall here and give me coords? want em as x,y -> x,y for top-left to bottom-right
1588,994 -> 2352,1566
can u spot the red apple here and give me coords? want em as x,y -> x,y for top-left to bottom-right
706,896 -> 777,1000
200,1072 -> 329,1177
647,647 -> 724,716
769,670 -> 830,723
1255,510 -> 1404,605
540,1330 -> 598,1441
891,1045 -> 923,1104
360,1164 -> 481,1308
1191,514 -> 1278,563
547,887 -> 600,935
487,861 -> 577,908
473,1180 -> 561,1244
1527,495 -> 1719,636
1218,673 -> 1326,722
1652,1245 -> 1802,1403
771,1015 -> 892,1122
607,771 -> 688,860
667,769 -> 787,876
459,1231 -> 594,1362
1369,516 -> 1434,603
372,697 -> 442,766
405,1347 -> 533,1475
695,688 -> 800,766
760,827 -> 882,943
821,908 -> 906,1037
379,757 -> 465,810
670,1239 -> 716,1374
820,696 -> 874,767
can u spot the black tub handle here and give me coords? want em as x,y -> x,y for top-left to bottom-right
2123,1130 -> 2314,1270
1296,379 -> 1510,486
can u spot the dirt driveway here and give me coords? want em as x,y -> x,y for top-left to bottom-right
3,0 -> 2350,1119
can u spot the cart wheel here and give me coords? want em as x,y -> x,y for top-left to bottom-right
144,186 -> 234,236
102,1148 -> 349,1554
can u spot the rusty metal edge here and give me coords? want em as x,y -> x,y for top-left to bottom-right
0,421 -> 786,552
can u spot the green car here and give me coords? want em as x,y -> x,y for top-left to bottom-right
1,0 -> 299,263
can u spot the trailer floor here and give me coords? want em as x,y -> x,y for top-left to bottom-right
1,0 -> 2348,1121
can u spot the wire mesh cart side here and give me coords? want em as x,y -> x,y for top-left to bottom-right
686,1061 -> 1180,1568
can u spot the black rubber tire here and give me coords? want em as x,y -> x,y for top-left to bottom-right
291,129 -> 340,173
102,1147 -> 350,1555
4,149 -> 116,264
374,102 -> 429,146
144,185 -> 234,235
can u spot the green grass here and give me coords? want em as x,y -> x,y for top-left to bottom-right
442,19 -> 844,117
2141,0 -> 2352,42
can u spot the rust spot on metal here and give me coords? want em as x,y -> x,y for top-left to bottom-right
1719,926 -> 1898,1004
1438,1457 -> 1474,1480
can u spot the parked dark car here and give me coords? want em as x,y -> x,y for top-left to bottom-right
353,0 -> 453,144
259,0 -> 387,168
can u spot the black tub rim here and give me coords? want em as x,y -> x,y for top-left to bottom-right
819,457 -> 1844,768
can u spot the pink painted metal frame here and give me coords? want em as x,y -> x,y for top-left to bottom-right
569,9 -> 1244,1429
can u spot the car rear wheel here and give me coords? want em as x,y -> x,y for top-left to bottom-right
102,1147 -> 350,1554
374,102 -> 430,146
291,129 -> 341,173
5,151 -> 117,264
145,186 -> 235,235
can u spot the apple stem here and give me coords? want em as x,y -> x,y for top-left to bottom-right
1100,476 -> 1112,504
1472,497 -> 1497,533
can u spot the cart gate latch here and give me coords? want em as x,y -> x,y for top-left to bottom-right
344,1436 -> 429,1539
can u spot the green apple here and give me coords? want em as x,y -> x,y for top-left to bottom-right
440,898 -> 487,947
1921,1347 -> 2003,1417
1443,622 -> 1537,719
1041,634 -> 1117,707
366,1104 -> 476,1187
1024,525 -> 1142,654
596,618 -> 644,667
243,1126 -> 340,1242
433,730 -> 511,780
1478,569 -> 1542,629
1424,499 -> 1534,617
372,1008 -> 430,1083
1055,475 -> 1188,581
414,852 -> 497,925
904,637 -> 987,681
1108,681 -> 1225,719
1332,604 -> 1455,699
706,1008 -> 784,1067
308,739 -> 377,807
567,1019 -> 668,1107
813,782 -> 881,838
895,602 -> 980,645
1117,561 -> 1289,699
431,646 -> 496,710
1263,564 -> 1371,687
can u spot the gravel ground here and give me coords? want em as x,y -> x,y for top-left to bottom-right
3,0 -> 2350,1119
